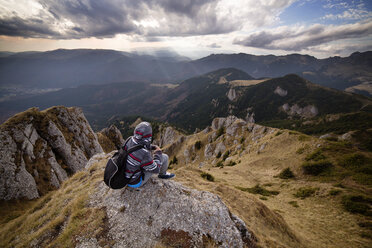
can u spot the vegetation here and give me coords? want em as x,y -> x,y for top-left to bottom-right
226,160 -> 237,167
216,127 -> 225,140
296,147 -> 305,154
288,201 -> 299,208
216,151 -> 222,158
216,161 -> 224,168
194,140 -> 202,150
305,149 -> 326,161
201,172 -> 215,182
222,150 -> 230,161
240,136 -> 245,144
278,168 -> 295,179
275,131 -> 283,136
302,160 -> 332,175
294,187 -> 318,199
329,189 -> 342,196
236,184 -> 279,197
169,156 -> 178,166
341,195 -> 372,216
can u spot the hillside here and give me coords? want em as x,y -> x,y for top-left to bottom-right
1,49 -> 371,97
160,116 -> 372,248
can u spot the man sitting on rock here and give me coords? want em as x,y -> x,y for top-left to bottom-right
125,121 -> 175,188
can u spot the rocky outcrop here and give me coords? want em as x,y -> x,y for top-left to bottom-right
99,125 -> 124,148
156,126 -> 183,148
274,86 -> 288,97
89,177 -> 256,248
0,106 -> 103,200
281,103 -> 318,118
227,88 -> 237,101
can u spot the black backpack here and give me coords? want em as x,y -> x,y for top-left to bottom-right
103,137 -> 144,189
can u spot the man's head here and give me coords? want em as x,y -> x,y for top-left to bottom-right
133,121 -> 152,148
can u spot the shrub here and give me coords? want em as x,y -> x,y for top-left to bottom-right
278,168 -> 295,179
288,201 -> 299,208
216,161 -> 224,168
201,172 -> 215,182
341,195 -> 372,216
298,135 -> 310,141
169,156 -> 178,165
216,151 -> 222,158
296,147 -> 305,154
194,141 -> 202,150
237,184 -> 279,196
338,153 -> 366,168
294,187 -> 318,199
226,161 -> 236,167
216,127 -> 224,139
302,160 -> 332,175
329,189 -> 342,196
305,149 -> 326,161
222,150 -> 230,161
240,137 -> 245,144
275,131 -> 283,136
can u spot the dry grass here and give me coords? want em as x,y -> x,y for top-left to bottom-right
0,158 -> 110,248
168,125 -> 372,248
229,79 -> 269,87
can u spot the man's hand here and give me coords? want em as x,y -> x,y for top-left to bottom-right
152,145 -> 162,153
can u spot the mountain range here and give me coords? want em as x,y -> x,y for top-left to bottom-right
0,49 -> 371,96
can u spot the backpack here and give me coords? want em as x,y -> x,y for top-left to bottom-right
103,137 -> 144,189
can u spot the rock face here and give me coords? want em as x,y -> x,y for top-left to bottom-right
281,103 -> 318,118
0,106 -> 103,200
99,125 -> 124,148
89,177 -> 256,248
156,126 -> 182,147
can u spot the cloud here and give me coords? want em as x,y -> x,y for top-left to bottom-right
234,20 -> 372,51
0,0 -> 295,39
207,43 -> 221,48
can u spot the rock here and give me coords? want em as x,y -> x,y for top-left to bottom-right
257,143 -> 267,154
226,119 -> 247,137
338,132 -> 353,141
157,126 -> 181,147
202,126 -> 211,134
204,143 -> 214,159
281,103 -> 318,118
319,133 -> 334,139
211,118 -> 226,130
227,88 -> 237,101
214,142 -> 226,156
0,106 -> 103,200
99,125 -> 124,148
274,86 -> 288,97
89,178 -> 256,248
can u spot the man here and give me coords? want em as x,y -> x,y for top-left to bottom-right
124,121 -> 175,188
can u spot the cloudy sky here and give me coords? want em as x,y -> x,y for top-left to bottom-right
0,0 -> 371,58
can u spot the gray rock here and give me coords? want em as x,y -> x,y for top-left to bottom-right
227,88 -> 237,101
339,132 -> 353,141
214,142 -> 226,156
0,106 -> 103,200
274,86 -> 288,97
319,133 -> 333,139
89,178 -> 256,248
157,126 -> 180,147
257,143 -> 267,154
204,143 -> 214,159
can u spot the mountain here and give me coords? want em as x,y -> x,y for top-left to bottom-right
1,113 -> 370,247
0,49 -> 371,96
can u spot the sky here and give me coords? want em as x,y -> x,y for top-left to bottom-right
0,0 -> 371,59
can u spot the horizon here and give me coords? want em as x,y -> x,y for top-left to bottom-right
0,0 -> 371,59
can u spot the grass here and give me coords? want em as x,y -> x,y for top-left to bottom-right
216,151 -> 222,158
305,149 -> 326,161
341,195 -> 372,216
226,161 -> 237,167
278,168 -> 295,179
236,184 -> 279,197
296,147 -> 305,154
275,131 -> 283,136
215,161 -> 224,168
0,159 -> 110,248
201,172 -> 215,182
302,160 -> 332,175
294,187 -> 318,199
215,127 -> 225,140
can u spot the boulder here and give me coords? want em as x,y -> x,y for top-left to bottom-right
89,178 -> 256,248
99,125 -> 124,148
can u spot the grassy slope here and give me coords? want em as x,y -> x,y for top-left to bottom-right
166,126 -> 372,248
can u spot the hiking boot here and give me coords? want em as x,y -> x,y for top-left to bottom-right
158,172 -> 175,179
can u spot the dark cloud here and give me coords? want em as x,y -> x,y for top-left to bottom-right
234,21 -> 372,51
0,16 -> 59,38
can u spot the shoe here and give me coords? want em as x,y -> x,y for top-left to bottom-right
158,172 -> 175,179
